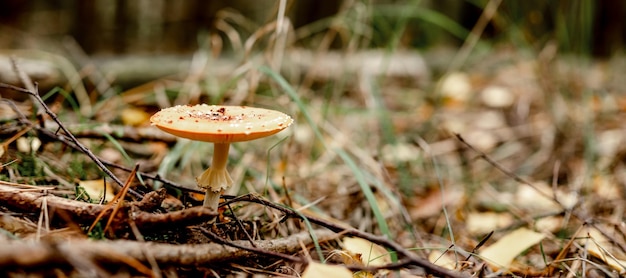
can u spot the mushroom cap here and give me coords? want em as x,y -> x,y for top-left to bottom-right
150,104 -> 293,143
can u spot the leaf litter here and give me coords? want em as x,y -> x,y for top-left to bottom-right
2,17 -> 626,278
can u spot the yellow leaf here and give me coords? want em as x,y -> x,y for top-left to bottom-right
343,237 -> 391,267
428,250 -> 457,270
514,182 -> 577,213
79,179 -> 115,203
301,261 -> 352,278
121,107 -> 150,126
479,227 -> 545,270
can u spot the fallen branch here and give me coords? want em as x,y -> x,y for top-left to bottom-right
0,229 -> 336,271
0,184 -> 215,231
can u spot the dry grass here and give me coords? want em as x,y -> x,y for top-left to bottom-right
2,0 -> 626,277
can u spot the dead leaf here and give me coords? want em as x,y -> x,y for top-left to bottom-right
592,175 -> 622,201
121,107 -> 150,126
596,130 -> 623,158
301,261 -> 352,278
514,182 -> 577,213
534,216 -> 562,233
479,227 -> 546,270
474,110 -> 506,130
78,179 -> 115,203
481,86 -> 514,108
381,143 -> 420,164
460,130 -> 498,151
582,228 -> 626,274
343,237 -> 391,267
409,188 -> 464,219
428,250 -> 457,270
466,212 -> 513,236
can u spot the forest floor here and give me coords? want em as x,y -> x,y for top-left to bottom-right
2,44 -> 626,278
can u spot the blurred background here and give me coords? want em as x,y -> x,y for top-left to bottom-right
1,0 -> 623,57
0,0 -> 623,96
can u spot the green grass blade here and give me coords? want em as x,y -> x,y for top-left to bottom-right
99,132 -> 133,163
265,136 -> 290,188
262,67 -> 396,259
375,4 -> 470,40
41,87 -> 81,120
258,66 -> 325,147
336,148 -> 397,262
292,209 -> 325,263
155,140 -> 191,189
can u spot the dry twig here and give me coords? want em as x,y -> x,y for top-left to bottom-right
0,102 -> 201,194
0,82 -> 142,198
0,184 -> 215,231
455,133 -> 626,273
223,194 -> 471,278
0,229 -> 337,271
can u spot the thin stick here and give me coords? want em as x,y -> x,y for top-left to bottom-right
0,82 -> 141,198
455,133 -> 626,260
200,226 -> 304,263
32,124 -> 202,194
10,56 -> 44,114
223,194 -> 470,278
87,164 -> 139,235
454,133 -> 562,206
226,203 -> 257,247
128,220 -> 162,278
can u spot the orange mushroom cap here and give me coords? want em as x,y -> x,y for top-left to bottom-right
150,104 -> 293,143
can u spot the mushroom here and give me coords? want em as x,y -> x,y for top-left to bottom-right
150,104 -> 293,210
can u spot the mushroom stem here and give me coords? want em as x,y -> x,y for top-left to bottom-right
197,142 -> 233,210
211,142 -> 230,171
